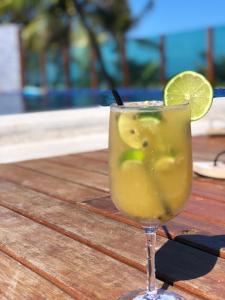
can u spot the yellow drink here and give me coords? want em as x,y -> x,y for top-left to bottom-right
109,101 -> 192,226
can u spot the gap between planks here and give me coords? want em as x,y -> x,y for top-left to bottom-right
16,161 -> 110,193
0,203 -> 198,300
0,163 -> 224,259
0,249 -> 74,300
50,154 -> 225,206
0,181 -> 223,299
15,161 -> 225,229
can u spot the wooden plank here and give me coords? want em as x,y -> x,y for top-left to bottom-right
0,164 -> 107,203
0,251 -> 72,299
50,156 -> 224,204
192,136 -> 225,161
78,149 -> 108,162
50,154 -> 224,205
76,137 -> 225,164
192,142 -> 225,155
0,181 -> 223,300
0,204 -> 196,300
193,152 -> 225,163
184,195 -> 225,226
194,176 -> 225,186
49,155 -> 108,175
115,213 -> 225,259
1,160 -> 223,258
50,155 -> 224,207
0,206 -> 145,299
50,156 -> 224,205
83,197 -> 118,214
192,180 -> 225,203
192,136 -> 225,149
160,215 -> 225,258
18,160 -> 109,192
70,137 -> 224,164
82,196 -> 225,258
82,197 -> 224,239
62,137 -> 225,165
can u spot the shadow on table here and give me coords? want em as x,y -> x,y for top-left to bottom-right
156,230 -> 225,287
119,232 -> 224,298
175,234 -> 225,256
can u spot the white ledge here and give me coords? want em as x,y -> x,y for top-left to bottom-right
0,98 -> 224,163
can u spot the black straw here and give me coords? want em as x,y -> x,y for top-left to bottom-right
213,150 -> 225,166
112,89 -> 124,106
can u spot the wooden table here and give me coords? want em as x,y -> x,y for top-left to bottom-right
0,135 -> 224,299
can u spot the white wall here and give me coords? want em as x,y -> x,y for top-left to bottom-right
0,98 -> 224,163
0,24 -> 22,92
0,107 -> 109,163
0,24 -> 23,114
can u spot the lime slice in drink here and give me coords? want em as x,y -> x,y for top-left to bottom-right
164,71 -> 213,121
119,149 -> 145,168
118,113 -> 150,149
137,110 -> 162,122
138,115 -> 161,126
154,156 -> 176,172
118,112 -> 161,149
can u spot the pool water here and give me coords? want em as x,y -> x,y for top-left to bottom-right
0,87 -> 224,115
0,88 -> 163,115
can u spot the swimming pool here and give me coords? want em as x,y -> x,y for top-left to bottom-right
0,88 -> 163,115
0,87 -> 224,115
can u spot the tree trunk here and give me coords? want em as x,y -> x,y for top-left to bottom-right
119,35 -> 129,87
207,27 -> 215,83
73,0 -> 115,89
39,49 -> 48,108
159,35 -> 166,84
62,44 -> 72,88
62,21 -> 72,89
39,49 -> 47,89
18,28 -> 27,111
91,46 -> 99,88
19,30 -> 25,88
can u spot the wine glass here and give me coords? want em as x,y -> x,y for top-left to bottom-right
109,101 -> 192,300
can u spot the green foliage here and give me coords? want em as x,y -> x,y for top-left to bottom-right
0,0 -> 73,50
0,0 -> 155,88
128,59 -> 160,87
90,0 -> 132,36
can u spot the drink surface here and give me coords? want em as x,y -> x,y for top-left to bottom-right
109,101 -> 192,226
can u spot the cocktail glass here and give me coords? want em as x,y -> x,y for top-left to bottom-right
109,101 -> 192,300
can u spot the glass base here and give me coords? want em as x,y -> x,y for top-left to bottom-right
118,289 -> 185,300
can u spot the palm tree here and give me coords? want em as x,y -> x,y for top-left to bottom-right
0,0 -> 48,110
0,0 -> 72,88
73,0 -> 154,88
0,0 -> 155,89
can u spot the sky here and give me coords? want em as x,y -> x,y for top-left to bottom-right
128,0 -> 225,37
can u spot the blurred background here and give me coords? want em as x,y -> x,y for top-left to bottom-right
1,0 -> 225,114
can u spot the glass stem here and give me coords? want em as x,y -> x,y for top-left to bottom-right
144,227 -> 157,296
